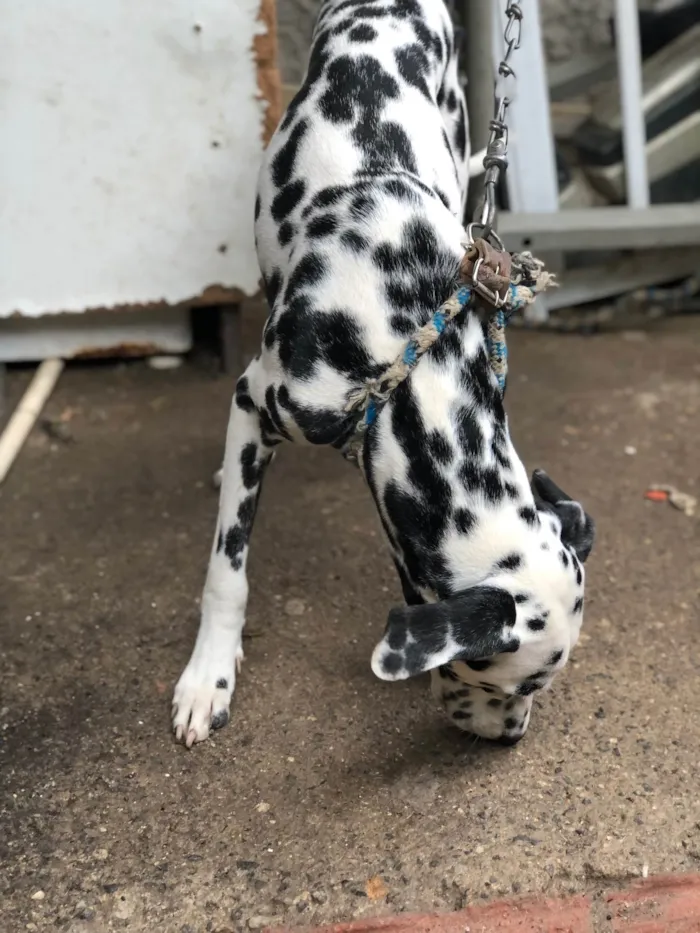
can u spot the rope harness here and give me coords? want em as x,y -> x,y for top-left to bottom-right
342,236 -> 556,462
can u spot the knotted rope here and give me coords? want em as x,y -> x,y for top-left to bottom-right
342,238 -> 556,462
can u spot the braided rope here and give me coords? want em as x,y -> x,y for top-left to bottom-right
343,248 -> 556,460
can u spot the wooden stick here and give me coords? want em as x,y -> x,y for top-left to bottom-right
0,358 -> 64,484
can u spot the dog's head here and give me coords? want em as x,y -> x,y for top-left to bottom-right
372,469 -> 595,744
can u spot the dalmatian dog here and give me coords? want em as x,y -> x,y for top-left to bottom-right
172,0 -> 595,748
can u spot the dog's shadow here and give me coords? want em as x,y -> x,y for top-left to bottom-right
327,658 -> 517,796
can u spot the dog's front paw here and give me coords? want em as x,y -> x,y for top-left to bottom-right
171,649 -> 242,747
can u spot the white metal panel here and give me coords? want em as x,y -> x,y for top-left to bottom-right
0,0 -> 268,318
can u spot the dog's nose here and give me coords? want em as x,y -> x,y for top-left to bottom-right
497,732 -> 523,747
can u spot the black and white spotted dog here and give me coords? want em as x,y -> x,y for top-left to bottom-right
172,0 -> 595,748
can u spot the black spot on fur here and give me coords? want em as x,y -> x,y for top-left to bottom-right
383,177 -> 420,202
271,179 -> 306,222
240,442 -> 262,489
496,553 -> 522,572
254,195 -> 261,220
235,377 -> 256,413
264,386 -> 293,442
223,493 -> 259,570
559,549 -> 570,568
573,596 -> 584,614
427,430 -> 453,465
451,709 -> 471,720
390,313 -> 415,336
454,508 -> 476,535
504,717 -> 518,730
341,229 -> 370,252
216,678 -> 228,690
527,616 -> 547,632
283,253 -> 327,304
395,44 -> 431,100
310,186 -> 346,212
381,382 -> 453,594
277,384 -> 354,446
278,221 -> 296,247
348,23 -> 377,42
383,652 -> 403,675
263,270 -> 283,311
210,710 -> 229,730
514,593 -> 529,604
456,406 -> 483,458
488,697 -> 502,708
519,506 -> 538,526
216,529 -> 223,553
349,193 -> 375,220
319,54 -> 400,124
307,214 -> 339,238
271,119 -> 308,188
373,218 -> 459,328
549,650 -> 564,666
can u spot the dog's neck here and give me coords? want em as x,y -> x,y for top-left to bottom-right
360,308 -> 535,601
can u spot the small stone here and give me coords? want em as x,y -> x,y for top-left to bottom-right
94,848 -> 109,860
284,598 -> 305,617
248,916 -> 280,930
255,802 -> 271,813
31,891 -> 45,901
624,445 -> 637,456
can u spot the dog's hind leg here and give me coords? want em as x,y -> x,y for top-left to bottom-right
173,361 -> 275,746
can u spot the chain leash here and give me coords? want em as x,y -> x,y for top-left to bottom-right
467,2 -> 523,250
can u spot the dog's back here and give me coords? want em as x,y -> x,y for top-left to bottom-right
253,0 -> 470,444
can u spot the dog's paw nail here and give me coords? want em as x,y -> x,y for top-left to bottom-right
185,729 -> 198,749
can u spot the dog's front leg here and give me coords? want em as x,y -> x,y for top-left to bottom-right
173,371 -> 273,747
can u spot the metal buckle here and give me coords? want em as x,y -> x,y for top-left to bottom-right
471,256 -> 506,309
465,222 -> 506,253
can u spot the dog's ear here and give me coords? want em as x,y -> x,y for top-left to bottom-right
531,469 -> 596,562
371,585 -> 518,682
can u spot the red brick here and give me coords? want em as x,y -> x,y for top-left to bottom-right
269,874 -> 700,933
270,895 -> 592,933
606,873 -> 700,932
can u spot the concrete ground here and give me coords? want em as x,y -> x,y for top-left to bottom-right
1,313 -> 699,933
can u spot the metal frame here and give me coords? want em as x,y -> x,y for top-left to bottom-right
464,0 -> 700,320
499,204 -> 700,252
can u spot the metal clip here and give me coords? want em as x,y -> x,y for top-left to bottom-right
471,256 -> 506,308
